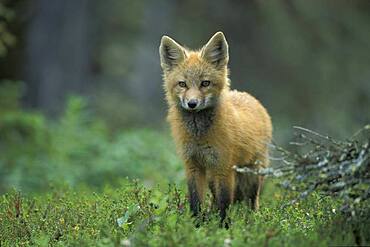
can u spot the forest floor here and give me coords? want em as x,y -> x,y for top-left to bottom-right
1,97 -> 369,246
1,179 -> 368,246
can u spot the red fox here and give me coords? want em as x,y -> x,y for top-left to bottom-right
159,32 -> 272,222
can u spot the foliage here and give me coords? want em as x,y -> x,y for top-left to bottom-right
0,1 -> 369,245
0,83 -> 182,193
0,3 -> 16,57
0,181 -> 369,246
1,83 -> 369,245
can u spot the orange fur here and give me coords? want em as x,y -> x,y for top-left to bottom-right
159,32 -> 272,221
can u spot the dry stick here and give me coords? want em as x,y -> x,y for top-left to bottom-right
293,126 -> 346,146
237,126 -> 369,214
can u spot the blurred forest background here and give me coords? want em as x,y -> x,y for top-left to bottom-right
0,0 -> 369,193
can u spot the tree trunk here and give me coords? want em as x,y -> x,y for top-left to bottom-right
24,0 -> 91,115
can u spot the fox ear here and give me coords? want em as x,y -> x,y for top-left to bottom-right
202,32 -> 229,69
159,36 -> 186,71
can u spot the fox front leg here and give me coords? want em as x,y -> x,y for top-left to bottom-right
214,172 -> 235,225
185,165 -> 206,217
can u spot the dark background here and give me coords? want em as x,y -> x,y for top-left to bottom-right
2,0 -> 370,137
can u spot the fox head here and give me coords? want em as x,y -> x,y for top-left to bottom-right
159,32 -> 230,112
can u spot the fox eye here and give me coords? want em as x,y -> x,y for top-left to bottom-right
178,81 -> 187,88
201,80 -> 211,87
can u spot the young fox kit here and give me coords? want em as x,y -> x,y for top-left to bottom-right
159,32 -> 272,221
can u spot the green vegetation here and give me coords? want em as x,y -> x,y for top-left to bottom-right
1,181 -> 369,246
1,84 -> 369,246
0,82 -> 182,193
1,1 -> 369,246
0,3 -> 16,57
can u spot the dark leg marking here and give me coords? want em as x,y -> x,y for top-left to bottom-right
208,180 -> 217,206
234,174 -> 244,203
188,178 -> 201,217
234,172 -> 263,210
248,181 -> 259,210
217,184 -> 231,225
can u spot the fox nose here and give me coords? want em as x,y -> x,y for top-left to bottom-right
187,99 -> 198,109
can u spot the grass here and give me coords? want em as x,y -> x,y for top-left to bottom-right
1,179 -> 368,246
1,94 -> 369,246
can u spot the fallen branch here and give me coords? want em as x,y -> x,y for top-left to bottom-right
234,125 -> 370,215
